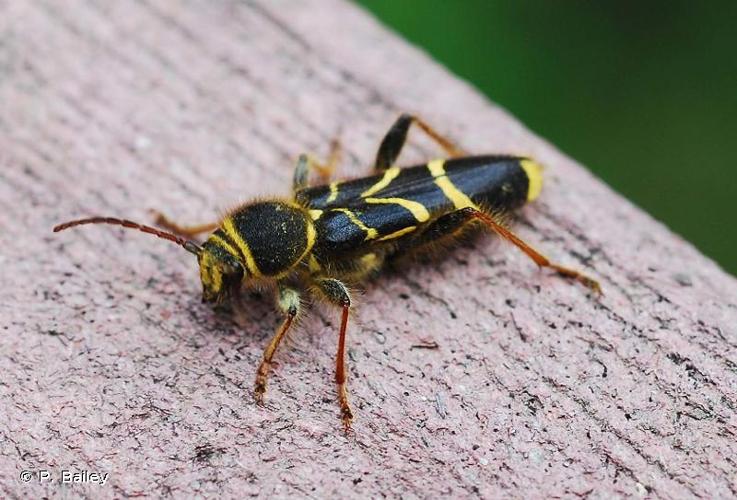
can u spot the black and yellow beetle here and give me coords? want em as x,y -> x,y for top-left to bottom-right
54,114 -> 600,430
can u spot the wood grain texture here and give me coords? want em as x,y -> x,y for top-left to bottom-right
1,1 -> 736,498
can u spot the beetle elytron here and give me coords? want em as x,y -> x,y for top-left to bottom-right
54,114 -> 600,430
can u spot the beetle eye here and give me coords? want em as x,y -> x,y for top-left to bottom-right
222,260 -> 244,280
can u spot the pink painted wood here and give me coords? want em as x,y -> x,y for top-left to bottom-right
1,1 -> 736,497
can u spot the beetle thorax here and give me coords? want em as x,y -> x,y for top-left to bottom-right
218,200 -> 316,279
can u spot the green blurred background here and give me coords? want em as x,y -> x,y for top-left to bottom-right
357,0 -> 737,276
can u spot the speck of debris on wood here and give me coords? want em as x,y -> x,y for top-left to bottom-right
435,392 -> 448,419
667,352 -> 687,365
594,358 -> 608,378
411,339 -> 439,350
524,392 -> 544,416
372,330 -> 387,345
193,443 -> 223,463
673,273 -> 693,287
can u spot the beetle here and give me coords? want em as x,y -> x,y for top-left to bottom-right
54,114 -> 600,430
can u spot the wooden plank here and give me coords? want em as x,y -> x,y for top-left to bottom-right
1,0 -> 736,497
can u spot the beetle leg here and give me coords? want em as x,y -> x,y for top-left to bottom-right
254,284 -> 301,403
311,277 -> 354,432
406,208 -> 601,293
292,138 -> 342,192
465,207 -> 601,293
151,211 -> 218,238
374,113 -> 465,172
339,252 -> 385,282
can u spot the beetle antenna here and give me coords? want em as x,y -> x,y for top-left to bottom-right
53,217 -> 202,255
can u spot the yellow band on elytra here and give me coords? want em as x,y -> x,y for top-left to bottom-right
364,197 -> 431,222
334,208 -> 379,240
520,159 -> 543,201
428,159 -> 476,209
361,166 -> 400,197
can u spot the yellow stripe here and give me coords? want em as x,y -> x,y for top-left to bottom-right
364,197 -> 430,222
377,225 -> 416,241
308,254 -> 321,273
283,222 -> 318,279
360,253 -> 378,267
427,158 -> 476,210
305,222 -> 317,250
199,252 -> 221,291
520,159 -> 543,201
334,208 -> 379,240
222,217 -> 261,278
309,209 -> 323,220
361,166 -> 400,197
209,234 -> 239,259
326,181 -> 339,203
427,158 -> 446,177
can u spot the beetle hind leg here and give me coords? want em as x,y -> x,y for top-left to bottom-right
462,207 -> 601,293
404,207 -> 601,293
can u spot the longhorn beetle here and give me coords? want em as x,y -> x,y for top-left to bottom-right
54,114 -> 601,430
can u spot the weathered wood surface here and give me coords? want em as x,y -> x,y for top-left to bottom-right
1,1 -> 736,498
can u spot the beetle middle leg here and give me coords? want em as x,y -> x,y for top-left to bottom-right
292,138 -> 342,192
311,277 -> 354,431
254,284 -> 301,403
151,211 -> 219,238
374,113 -> 466,172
